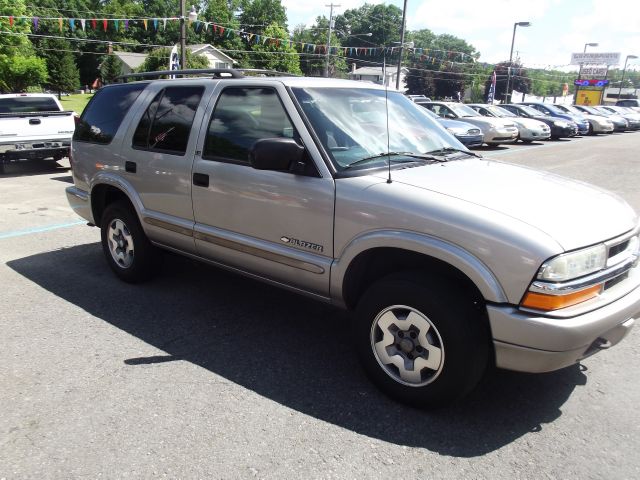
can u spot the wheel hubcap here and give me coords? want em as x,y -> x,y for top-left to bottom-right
370,305 -> 445,387
107,219 -> 134,269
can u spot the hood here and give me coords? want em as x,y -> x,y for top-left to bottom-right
458,116 -> 514,128
437,118 -> 479,131
373,159 -> 637,251
510,117 -> 547,129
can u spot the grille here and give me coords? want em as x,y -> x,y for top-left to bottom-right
609,240 -> 630,259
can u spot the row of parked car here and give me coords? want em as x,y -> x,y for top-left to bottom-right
408,95 -> 640,148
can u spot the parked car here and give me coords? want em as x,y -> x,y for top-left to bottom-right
574,105 -> 629,132
423,108 -> 484,148
616,99 -> 640,108
67,71 -> 640,408
467,103 -> 551,142
519,102 -> 590,136
407,94 -> 432,103
0,93 -> 74,174
500,103 -> 578,139
552,104 -> 614,135
593,106 -> 640,131
419,101 -> 518,146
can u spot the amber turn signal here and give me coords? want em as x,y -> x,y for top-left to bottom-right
521,284 -> 603,311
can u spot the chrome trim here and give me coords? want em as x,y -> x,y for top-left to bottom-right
193,231 -> 325,275
144,217 -> 194,237
529,257 -> 637,295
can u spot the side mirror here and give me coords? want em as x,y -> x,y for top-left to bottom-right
445,112 -> 456,119
250,138 -> 305,171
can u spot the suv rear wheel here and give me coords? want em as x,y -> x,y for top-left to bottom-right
354,273 -> 489,408
100,201 -> 158,283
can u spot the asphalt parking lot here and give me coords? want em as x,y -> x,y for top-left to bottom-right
2,131 -> 640,479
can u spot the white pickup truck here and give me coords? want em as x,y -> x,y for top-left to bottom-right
0,93 -> 75,174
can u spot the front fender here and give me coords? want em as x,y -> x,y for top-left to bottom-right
330,230 -> 508,306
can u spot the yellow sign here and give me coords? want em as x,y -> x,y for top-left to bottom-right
576,89 -> 601,106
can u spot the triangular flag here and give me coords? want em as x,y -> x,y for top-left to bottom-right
33,17 -> 38,30
153,19 -> 158,30
143,19 -> 147,30
9,16 -> 14,27
163,18 -> 167,30
124,20 -> 129,30
80,19 -> 85,31
70,19 -> 75,31
58,18 -> 63,32
219,26 -> 225,36
114,19 -> 119,31
103,19 -> 107,31
91,18 -> 96,29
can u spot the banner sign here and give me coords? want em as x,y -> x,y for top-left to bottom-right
581,67 -> 608,77
570,52 -> 620,65
574,79 -> 609,87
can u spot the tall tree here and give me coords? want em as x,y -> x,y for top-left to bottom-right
100,54 -> 123,84
41,39 -> 80,97
292,18 -> 346,77
250,23 -> 301,74
484,61 -> 531,103
239,0 -> 287,33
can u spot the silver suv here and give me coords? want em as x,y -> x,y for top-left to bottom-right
66,71 -> 640,408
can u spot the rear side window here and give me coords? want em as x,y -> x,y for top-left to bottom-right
132,86 -> 204,155
74,83 -> 147,144
0,96 -> 60,113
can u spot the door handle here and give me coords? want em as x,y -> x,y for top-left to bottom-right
29,118 -> 41,125
125,161 -> 136,173
193,172 -> 209,187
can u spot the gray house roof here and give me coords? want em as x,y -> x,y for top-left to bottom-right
113,52 -> 147,70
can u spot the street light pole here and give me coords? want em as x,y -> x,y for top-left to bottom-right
575,42 -> 598,105
505,21 -> 530,103
618,54 -> 638,102
395,0 -> 408,90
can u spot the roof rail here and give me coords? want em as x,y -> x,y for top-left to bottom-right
237,69 -> 301,77
116,68 -> 244,82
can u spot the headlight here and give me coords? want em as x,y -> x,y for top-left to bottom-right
553,120 -> 568,127
537,244 -> 606,282
446,127 -> 465,135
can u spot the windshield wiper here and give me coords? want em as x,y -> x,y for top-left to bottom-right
426,147 -> 481,158
343,152 -> 438,169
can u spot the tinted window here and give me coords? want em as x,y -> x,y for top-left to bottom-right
74,83 -> 147,144
0,96 -> 60,113
204,87 -> 295,163
143,87 -> 204,154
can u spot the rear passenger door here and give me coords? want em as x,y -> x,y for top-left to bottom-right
122,84 -> 211,253
190,82 -> 335,297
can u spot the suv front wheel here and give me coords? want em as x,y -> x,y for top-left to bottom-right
354,273 -> 489,408
100,201 -> 158,283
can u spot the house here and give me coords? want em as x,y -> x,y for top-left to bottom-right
110,44 -> 235,74
348,65 -> 409,91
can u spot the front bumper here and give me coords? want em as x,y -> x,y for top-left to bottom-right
519,128 -> 551,141
550,124 -> 577,138
484,129 -> 519,144
488,282 -> 640,373
592,122 -> 615,133
455,133 -> 484,148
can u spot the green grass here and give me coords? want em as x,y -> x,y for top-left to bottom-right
59,94 -> 93,114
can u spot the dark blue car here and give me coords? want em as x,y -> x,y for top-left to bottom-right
519,102 -> 589,135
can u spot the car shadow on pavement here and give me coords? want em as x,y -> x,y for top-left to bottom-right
7,243 -> 587,458
0,160 -> 69,177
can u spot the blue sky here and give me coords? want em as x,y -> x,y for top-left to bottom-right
282,0 -> 640,72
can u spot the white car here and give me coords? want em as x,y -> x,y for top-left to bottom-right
421,101 -> 519,146
554,104 -> 614,134
468,104 -> 551,142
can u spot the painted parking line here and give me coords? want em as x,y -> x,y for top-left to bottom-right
0,220 -> 85,240
481,135 -> 611,158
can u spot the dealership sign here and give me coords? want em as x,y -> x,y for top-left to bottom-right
574,79 -> 610,87
581,67 -> 608,77
570,52 -> 621,65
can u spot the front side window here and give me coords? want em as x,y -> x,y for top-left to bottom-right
132,86 -> 204,155
203,87 -> 295,163
292,88 -> 461,171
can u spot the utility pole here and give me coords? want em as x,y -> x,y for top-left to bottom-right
395,0 -> 408,90
324,3 -> 340,78
180,0 -> 187,69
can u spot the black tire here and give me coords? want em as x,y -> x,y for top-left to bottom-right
354,273 -> 489,408
487,143 -> 498,147
588,123 -> 594,136
521,139 -> 533,144
100,201 -> 158,283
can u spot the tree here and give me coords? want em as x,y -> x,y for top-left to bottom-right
0,55 -> 48,92
100,54 -> 123,84
250,24 -> 301,75
137,48 -> 210,73
484,61 -> 531,103
239,0 -> 287,33
292,18 -> 347,77
39,39 -> 80,97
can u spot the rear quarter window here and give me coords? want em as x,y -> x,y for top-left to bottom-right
74,83 -> 147,144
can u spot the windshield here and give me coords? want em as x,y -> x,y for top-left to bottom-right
518,105 -> 543,116
292,88 -> 462,171
449,104 -> 480,117
541,104 -> 564,115
582,106 -> 601,115
558,105 -> 583,115
486,105 -> 515,117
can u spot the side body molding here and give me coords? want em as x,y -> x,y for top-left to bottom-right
90,173 -> 147,222
330,230 -> 508,306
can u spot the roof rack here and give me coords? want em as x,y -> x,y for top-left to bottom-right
116,68 -> 244,82
116,68 -> 300,83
